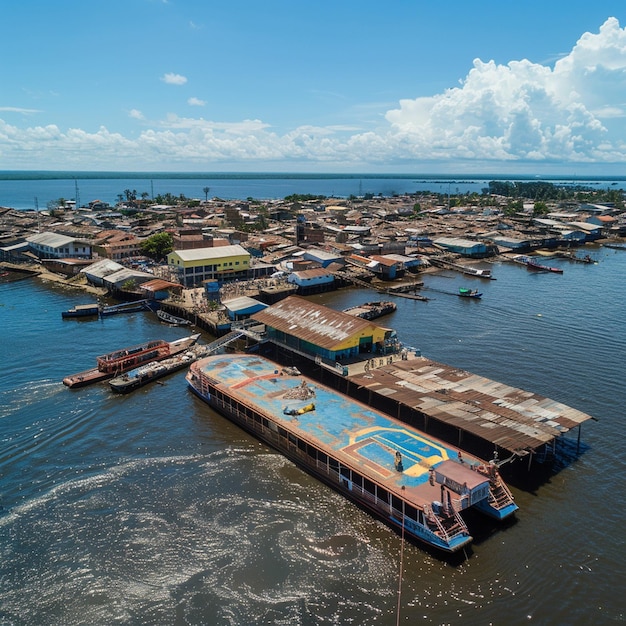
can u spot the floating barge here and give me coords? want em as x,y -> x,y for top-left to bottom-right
187,354 -> 518,553
61,303 -> 100,319
63,333 -> 200,388
109,348 -> 200,393
342,301 -> 397,320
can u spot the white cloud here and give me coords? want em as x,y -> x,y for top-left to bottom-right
384,17 -> 626,164
0,106 -> 42,114
187,97 -> 206,107
161,73 -> 188,86
2,18 -> 626,171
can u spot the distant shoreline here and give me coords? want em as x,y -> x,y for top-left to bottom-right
0,171 -> 624,183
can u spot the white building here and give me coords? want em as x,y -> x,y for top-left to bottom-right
26,231 -> 92,259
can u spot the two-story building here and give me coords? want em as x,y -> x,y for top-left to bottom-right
92,230 -> 143,260
167,244 -> 251,287
25,231 -> 92,259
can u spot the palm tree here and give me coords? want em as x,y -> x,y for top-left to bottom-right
203,186 -> 211,202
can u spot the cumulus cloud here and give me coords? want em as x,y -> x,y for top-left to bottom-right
161,73 -> 187,85
2,18 -> 626,170
129,109 -> 145,120
385,16 -> 626,164
187,97 -> 206,107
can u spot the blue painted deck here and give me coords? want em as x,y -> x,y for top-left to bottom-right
198,354 -> 487,503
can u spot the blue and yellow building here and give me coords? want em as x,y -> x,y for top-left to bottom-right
252,295 -> 398,362
167,244 -> 251,287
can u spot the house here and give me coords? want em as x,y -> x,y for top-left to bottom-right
565,222 -> 603,241
432,237 -> 488,258
302,247 -> 344,268
222,295 -> 268,320
25,231 -> 92,259
167,244 -> 251,287
586,214 -> 617,231
287,268 -> 335,294
369,255 -> 405,280
92,230 -> 143,260
251,296 -> 398,364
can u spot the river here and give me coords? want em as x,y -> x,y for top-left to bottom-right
0,244 -> 624,625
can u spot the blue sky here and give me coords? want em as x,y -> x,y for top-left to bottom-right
1,0 -> 626,174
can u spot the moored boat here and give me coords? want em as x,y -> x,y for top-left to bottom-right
61,303 -> 100,318
512,255 -> 564,273
63,333 -> 200,388
156,309 -> 192,326
526,259 -> 563,273
463,266 -> 493,279
109,348 -> 200,393
99,300 -> 151,316
186,354 -> 518,553
342,301 -> 397,320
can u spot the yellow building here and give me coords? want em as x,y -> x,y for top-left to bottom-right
167,244 -> 251,287
252,296 -> 398,363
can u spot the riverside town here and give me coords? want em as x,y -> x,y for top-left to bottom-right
1,179 -> 622,555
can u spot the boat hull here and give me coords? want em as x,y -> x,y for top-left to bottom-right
109,353 -> 197,393
61,304 -> 100,318
186,381 -> 472,553
63,334 -> 200,388
185,355 -> 519,554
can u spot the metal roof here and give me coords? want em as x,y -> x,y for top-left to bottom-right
139,278 -> 182,292
222,295 -> 267,314
26,231 -> 81,247
348,357 -> 594,456
171,244 -> 249,261
252,296 -> 386,350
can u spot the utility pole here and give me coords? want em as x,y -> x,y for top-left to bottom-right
34,197 -> 40,232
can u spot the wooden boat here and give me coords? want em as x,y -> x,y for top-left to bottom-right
462,266 -> 493,279
99,300 -> 151,316
526,259 -> 563,273
109,349 -> 200,393
512,255 -> 563,273
63,333 -> 200,388
187,354 -> 518,553
458,288 -> 482,298
156,309 -> 192,326
342,301 -> 397,320
61,303 -> 100,318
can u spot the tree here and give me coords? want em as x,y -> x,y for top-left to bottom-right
203,186 -> 211,202
140,232 -> 174,261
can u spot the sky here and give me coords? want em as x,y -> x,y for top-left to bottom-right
1,0 -> 626,175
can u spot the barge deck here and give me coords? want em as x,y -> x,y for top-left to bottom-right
187,354 -> 517,553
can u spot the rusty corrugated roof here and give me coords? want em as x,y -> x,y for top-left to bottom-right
349,356 -> 594,455
139,279 -> 182,292
251,295 -> 386,350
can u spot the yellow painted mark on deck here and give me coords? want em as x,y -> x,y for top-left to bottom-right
350,426 -> 450,476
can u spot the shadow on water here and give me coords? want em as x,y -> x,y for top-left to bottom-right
462,507 -> 519,547
499,436 -> 592,493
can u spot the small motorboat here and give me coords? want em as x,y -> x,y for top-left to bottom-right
458,288 -> 482,298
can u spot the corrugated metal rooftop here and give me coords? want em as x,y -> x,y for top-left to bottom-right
348,356 -> 594,456
252,295 -> 388,350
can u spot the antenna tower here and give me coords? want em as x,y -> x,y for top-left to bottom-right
34,197 -> 40,232
75,180 -> 80,210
